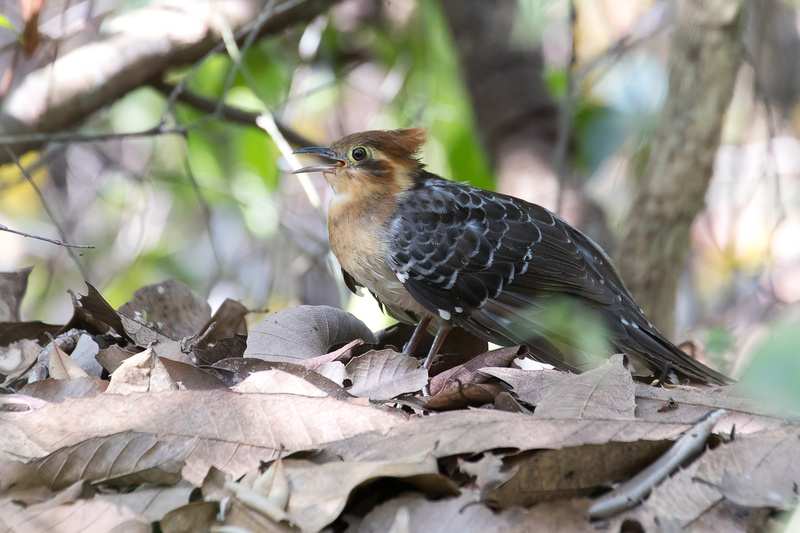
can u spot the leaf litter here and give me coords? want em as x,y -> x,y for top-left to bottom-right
0,273 -> 796,532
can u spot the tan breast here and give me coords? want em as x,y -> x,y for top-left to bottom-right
328,195 -> 430,320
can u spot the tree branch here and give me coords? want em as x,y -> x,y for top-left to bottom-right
615,0 -> 745,336
0,0 -> 336,164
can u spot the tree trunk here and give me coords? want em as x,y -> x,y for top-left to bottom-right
615,0 -> 745,336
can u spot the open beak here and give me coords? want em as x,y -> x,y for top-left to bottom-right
292,147 -> 345,174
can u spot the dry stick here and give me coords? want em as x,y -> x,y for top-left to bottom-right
149,80 -> 316,148
3,146 -> 92,280
588,408 -> 726,520
0,223 -> 94,249
0,126 -> 188,147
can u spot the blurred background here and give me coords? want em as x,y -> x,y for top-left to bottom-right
1,0 -> 799,391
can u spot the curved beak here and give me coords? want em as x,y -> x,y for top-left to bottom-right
292,147 -> 345,174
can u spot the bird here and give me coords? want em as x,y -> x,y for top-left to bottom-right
293,128 -> 730,385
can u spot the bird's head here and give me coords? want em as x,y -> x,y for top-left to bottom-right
293,128 -> 426,199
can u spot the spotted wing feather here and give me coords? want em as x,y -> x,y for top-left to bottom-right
388,174 -> 730,384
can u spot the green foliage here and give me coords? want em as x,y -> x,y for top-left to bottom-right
0,14 -> 22,43
740,316 -> 800,414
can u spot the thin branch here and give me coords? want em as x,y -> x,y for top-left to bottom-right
3,146 -> 91,279
149,81 -> 316,148
0,126 -> 188,147
0,223 -> 95,249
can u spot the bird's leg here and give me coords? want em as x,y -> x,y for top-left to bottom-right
403,315 -> 432,356
422,324 -> 453,369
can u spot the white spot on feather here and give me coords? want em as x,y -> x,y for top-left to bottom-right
438,309 -> 451,320
396,271 -> 408,283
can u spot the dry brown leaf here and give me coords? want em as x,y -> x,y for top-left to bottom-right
0,492 -> 150,533
0,267 -> 32,322
428,345 -> 523,397
29,431 -> 195,490
95,344 -> 139,373
497,498 -> 596,532
634,383 -> 788,433
194,332 -> 247,365
118,315 -> 193,364
245,305 -> 377,363
276,457 -> 458,532
345,350 -> 427,400
18,376 -> 108,402
0,389 -> 404,484
324,409 -> 693,464
424,382 -> 505,410
159,501 -> 220,533
0,321 -> 62,349
534,354 -> 636,420
106,347 -> 176,394
96,479 -> 195,523
193,298 -> 249,350
0,339 -> 41,386
233,369 -> 329,397
118,280 -> 212,340
616,427 -> 800,529
486,367 -> 787,433
485,440 -> 670,507
64,283 -> 131,342
479,367 -> 569,405
157,358 -> 228,390
213,359 -> 352,399
356,491 -> 512,533
47,341 -> 89,380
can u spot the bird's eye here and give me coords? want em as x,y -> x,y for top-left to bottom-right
351,146 -> 368,162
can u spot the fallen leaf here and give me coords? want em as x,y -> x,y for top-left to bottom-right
48,341 -> 89,380
118,280 -> 212,340
193,298 -> 249,350
429,345 -> 524,396
534,354 -> 636,420
0,321 -> 62,347
19,376 -> 108,402
345,350 -> 427,400
95,344 -> 140,373
106,347 -> 176,394
213,358 -> 351,399
28,431 -> 195,490
0,493 -> 150,532
356,491 -> 511,533
245,305 -> 377,363
0,267 -> 32,322
1,389 -> 405,484
194,332 -> 247,365
485,440 -> 670,507
232,369 -> 329,397
64,283 -> 131,342
118,315 -> 194,364
323,409 -> 693,464
96,479 -> 195,523
480,367 -> 569,406
0,339 -> 41,386
424,382 -> 505,410
158,358 -> 228,390
617,427 -> 800,529
276,456 -> 459,532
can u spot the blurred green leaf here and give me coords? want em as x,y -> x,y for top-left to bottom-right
0,14 -> 23,43
740,317 -> 800,414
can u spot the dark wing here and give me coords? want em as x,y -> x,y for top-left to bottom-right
388,175 -> 730,384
